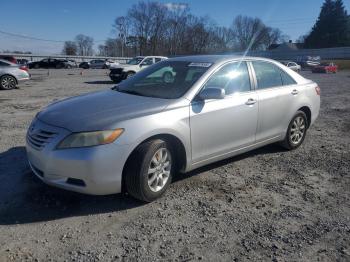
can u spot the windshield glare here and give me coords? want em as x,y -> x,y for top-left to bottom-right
127,57 -> 144,65
116,61 -> 211,99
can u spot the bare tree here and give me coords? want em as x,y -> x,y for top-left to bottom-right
75,34 -> 94,56
108,2 -> 287,56
62,41 -> 77,55
231,15 -> 286,51
114,16 -> 130,56
264,27 -> 289,47
164,5 -> 190,55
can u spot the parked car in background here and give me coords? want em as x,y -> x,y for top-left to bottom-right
27,55 -> 320,202
312,62 -> 338,73
0,55 -> 17,64
281,61 -> 301,72
109,56 -> 167,82
0,59 -> 30,90
297,56 -> 321,69
28,58 -> 70,69
79,61 -> 89,69
61,59 -> 78,68
78,59 -> 110,69
17,59 -> 29,65
89,59 -> 110,69
107,60 -> 120,68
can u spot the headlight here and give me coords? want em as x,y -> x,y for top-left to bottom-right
57,128 -> 124,149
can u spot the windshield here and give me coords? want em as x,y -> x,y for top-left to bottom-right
114,61 -> 212,99
127,57 -> 144,65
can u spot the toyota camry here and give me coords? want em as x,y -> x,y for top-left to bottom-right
26,55 -> 320,202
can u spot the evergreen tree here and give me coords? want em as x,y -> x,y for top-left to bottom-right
304,0 -> 349,48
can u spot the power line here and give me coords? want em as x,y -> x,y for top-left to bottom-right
0,29 -> 65,42
0,29 -> 106,43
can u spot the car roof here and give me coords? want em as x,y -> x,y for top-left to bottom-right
135,56 -> 167,59
168,54 -> 275,64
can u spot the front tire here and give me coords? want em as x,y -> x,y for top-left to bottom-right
125,139 -> 174,202
0,75 -> 17,90
281,111 -> 308,150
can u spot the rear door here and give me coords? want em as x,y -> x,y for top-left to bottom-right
190,61 -> 258,163
250,60 -> 299,142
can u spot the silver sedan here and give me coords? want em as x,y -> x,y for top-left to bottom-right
26,55 -> 320,202
0,59 -> 30,90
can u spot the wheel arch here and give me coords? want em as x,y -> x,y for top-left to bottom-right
0,74 -> 18,84
121,133 -> 188,192
298,106 -> 311,128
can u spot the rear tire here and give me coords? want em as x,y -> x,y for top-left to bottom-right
0,75 -> 17,90
125,139 -> 174,202
281,111 -> 308,150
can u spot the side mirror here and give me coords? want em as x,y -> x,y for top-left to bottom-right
198,87 -> 225,100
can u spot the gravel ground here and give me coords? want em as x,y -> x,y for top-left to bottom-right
0,69 -> 349,261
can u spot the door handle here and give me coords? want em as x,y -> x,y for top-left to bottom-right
245,98 -> 257,105
291,89 -> 299,95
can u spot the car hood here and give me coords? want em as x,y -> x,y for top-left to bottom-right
37,89 -> 170,132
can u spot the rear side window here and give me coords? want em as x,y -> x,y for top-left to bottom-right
0,61 -> 9,66
280,69 -> 297,85
203,62 -> 251,95
252,61 -> 283,89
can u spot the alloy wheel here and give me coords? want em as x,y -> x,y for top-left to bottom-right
290,116 -> 306,145
1,76 -> 16,89
147,148 -> 171,192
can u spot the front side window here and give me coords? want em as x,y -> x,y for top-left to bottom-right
252,61 -> 283,89
127,57 -> 144,65
155,58 -> 162,63
203,62 -> 251,95
115,61 -> 211,99
141,58 -> 154,66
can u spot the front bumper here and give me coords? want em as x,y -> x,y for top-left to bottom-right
26,119 -> 130,195
109,71 -> 126,82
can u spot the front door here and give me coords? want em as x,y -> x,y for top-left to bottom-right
190,61 -> 258,164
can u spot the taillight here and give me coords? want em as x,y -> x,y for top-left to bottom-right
315,86 -> 321,95
19,66 -> 28,72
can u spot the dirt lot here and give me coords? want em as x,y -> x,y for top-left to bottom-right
0,68 -> 349,261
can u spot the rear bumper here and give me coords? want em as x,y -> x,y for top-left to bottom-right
17,71 -> 30,82
18,76 -> 30,82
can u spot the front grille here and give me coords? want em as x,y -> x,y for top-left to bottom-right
27,129 -> 57,150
